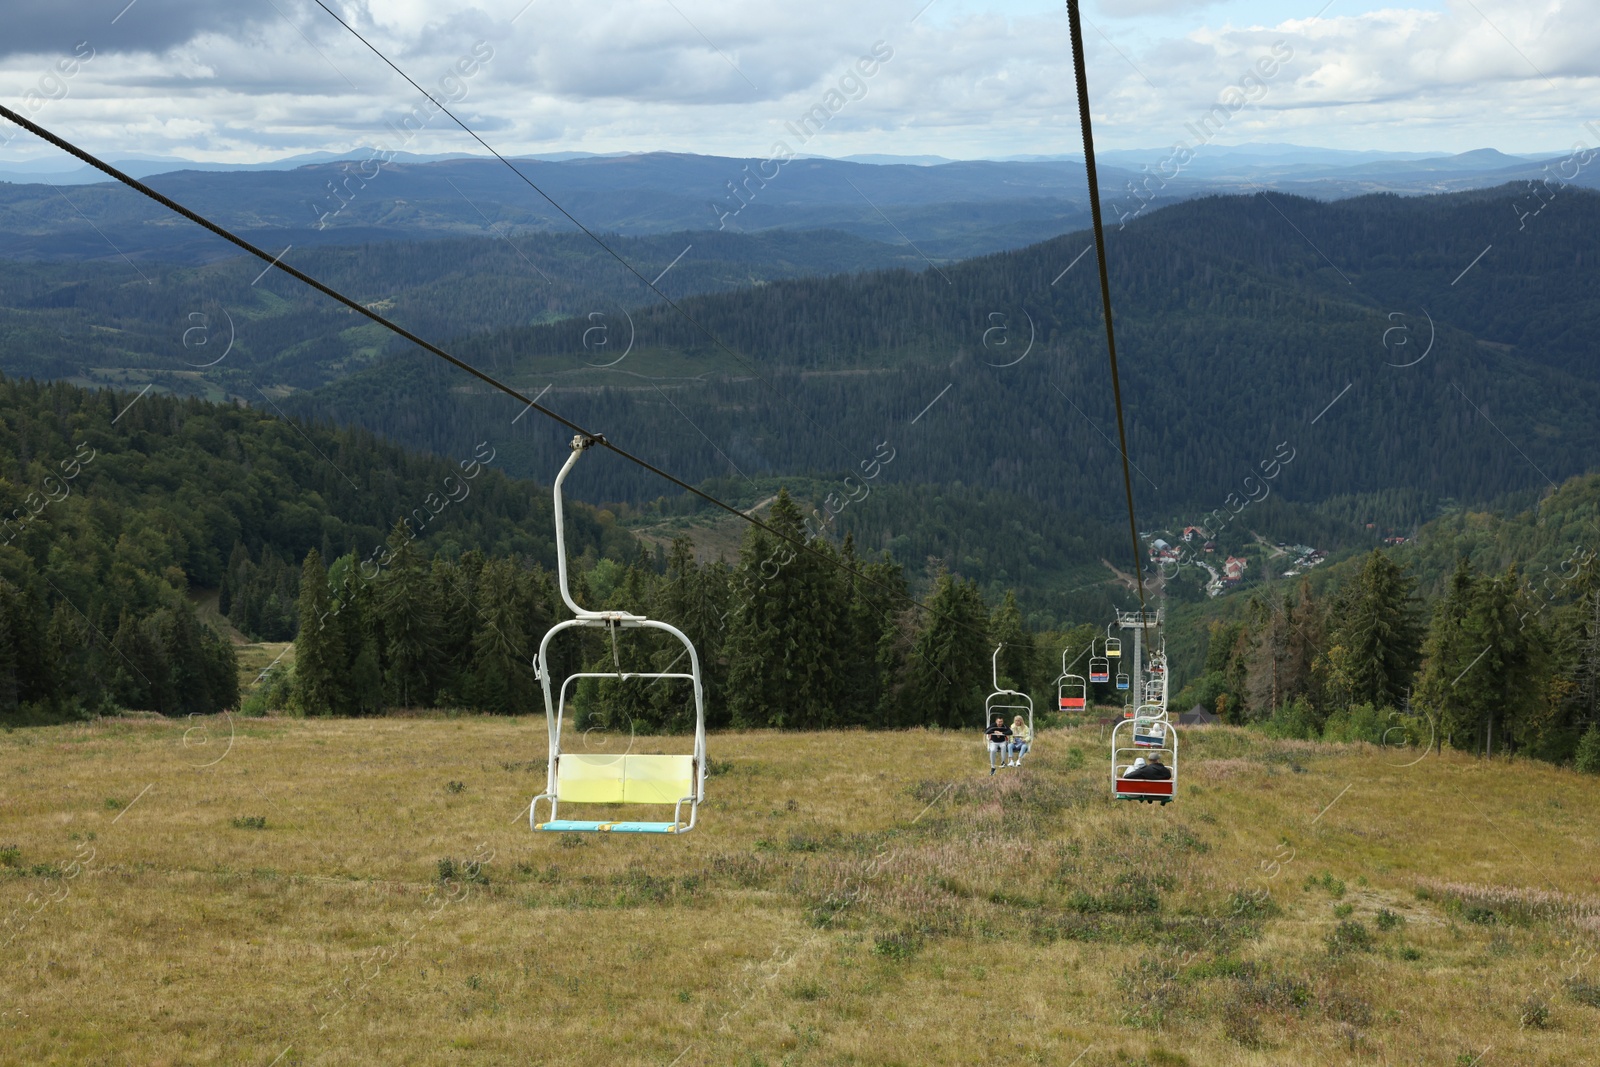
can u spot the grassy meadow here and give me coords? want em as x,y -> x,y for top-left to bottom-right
2,714 -> 1599,1066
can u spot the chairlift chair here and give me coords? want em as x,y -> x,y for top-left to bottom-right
1105,636 -> 1122,659
1089,656 -> 1110,685
1112,716 -> 1178,804
986,645 -> 1034,768
1135,702 -> 1167,722
1133,718 -> 1167,748
1056,648 -> 1086,712
1115,671 -> 1130,691
530,436 -> 707,835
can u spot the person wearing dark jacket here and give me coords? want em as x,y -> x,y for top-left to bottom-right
985,716 -> 1011,775
1123,753 -> 1172,780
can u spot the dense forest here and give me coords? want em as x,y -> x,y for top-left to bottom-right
6,187 -> 1596,618
0,229 -> 922,390
286,490 -> 1039,732
1173,471 -> 1600,767
288,185 -> 1600,529
0,375 -> 625,724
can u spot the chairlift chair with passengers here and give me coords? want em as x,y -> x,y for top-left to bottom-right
986,644 -> 1034,768
1112,715 -> 1178,804
530,436 -> 707,835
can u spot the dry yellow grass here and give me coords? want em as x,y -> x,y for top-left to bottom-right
2,716 -> 1599,1066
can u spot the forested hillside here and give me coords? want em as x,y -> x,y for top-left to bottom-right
0,229 -> 921,392
1168,469 -> 1600,767
287,186 -> 1600,568
0,376 -> 626,724
7,185 -> 1598,662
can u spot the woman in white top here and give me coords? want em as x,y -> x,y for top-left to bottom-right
1008,715 -> 1032,766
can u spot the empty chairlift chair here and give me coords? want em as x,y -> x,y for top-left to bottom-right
530,436 -> 707,835
1089,650 -> 1111,686
1056,649 -> 1086,713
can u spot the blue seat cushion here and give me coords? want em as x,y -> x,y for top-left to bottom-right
535,820 -> 611,832
606,821 -> 685,834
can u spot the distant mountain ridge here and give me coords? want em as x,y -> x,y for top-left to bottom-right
1,145 -> 1592,268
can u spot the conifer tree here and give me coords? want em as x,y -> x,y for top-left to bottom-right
725,490 -> 847,729
373,523 -> 443,709
652,537 -> 732,728
895,566 -> 990,729
465,556 -> 539,714
1326,550 -> 1423,709
990,590 -> 1035,695
294,549 -> 346,715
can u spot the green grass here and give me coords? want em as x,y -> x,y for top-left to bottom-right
0,717 -> 1598,1065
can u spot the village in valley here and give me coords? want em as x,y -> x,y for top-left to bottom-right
1142,525 -> 1347,598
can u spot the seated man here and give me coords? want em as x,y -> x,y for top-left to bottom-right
985,715 -> 1011,775
1123,753 -> 1172,780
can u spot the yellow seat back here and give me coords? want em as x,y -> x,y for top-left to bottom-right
554,753 -> 695,806
622,754 -> 696,805
555,754 -> 628,804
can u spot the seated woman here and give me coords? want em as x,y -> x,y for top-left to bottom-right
1008,715 -> 1031,766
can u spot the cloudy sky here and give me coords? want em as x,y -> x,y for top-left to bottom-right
0,0 -> 1595,164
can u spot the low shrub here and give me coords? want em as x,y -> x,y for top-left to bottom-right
872,929 -> 923,960
1326,920 -> 1374,956
1321,703 -> 1392,744
1305,871 -> 1346,898
1221,1000 -> 1264,1047
786,979 -> 827,1001
1227,888 -> 1281,920
1565,978 -> 1600,1007
1261,700 -> 1319,740
1575,724 -> 1600,774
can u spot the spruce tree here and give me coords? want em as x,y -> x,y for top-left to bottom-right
294,549 -> 345,715
897,566 -> 991,729
652,537 -> 732,728
1417,558 -> 1487,750
837,537 -> 906,726
466,556 -> 538,715
990,590 -> 1035,695
1328,550 -> 1423,710
724,490 -> 847,729
373,523 -> 442,709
